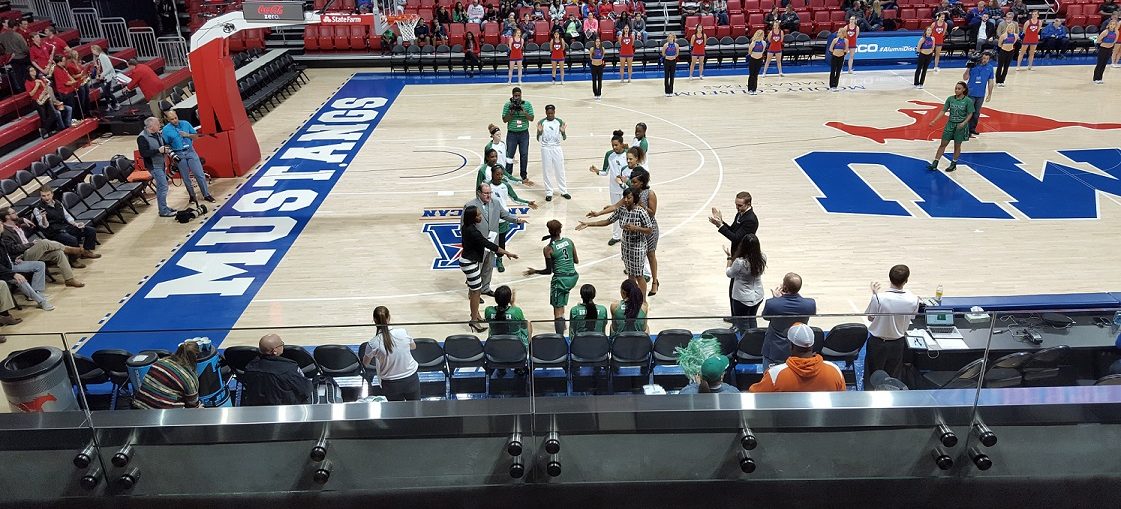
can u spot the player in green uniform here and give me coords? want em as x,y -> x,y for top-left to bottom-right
483,124 -> 534,187
524,220 -> 580,335
569,284 -> 608,334
610,279 -> 649,337
926,81 -> 976,173
631,122 -> 649,168
477,148 -> 524,189
483,285 -> 531,345
490,165 -> 538,273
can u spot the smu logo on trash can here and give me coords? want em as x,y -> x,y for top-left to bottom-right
15,394 -> 57,413
421,207 -> 528,270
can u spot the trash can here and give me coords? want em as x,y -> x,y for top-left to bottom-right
0,346 -> 80,413
126,352 -> 160,393
185,338 -> 231,408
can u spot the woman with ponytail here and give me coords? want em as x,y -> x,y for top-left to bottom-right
361,305 -> 419,401
610,279 -> 648,336
524,220 -> 580,335
484,285 -> 532,345
570,284 -> 607,334
587,130 -> 630,245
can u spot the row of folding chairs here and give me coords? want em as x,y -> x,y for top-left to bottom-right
237,53 -> 309,121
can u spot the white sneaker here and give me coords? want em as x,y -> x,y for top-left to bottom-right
699,76 -> 704,80
627,79 -> 632,83
779,72 -> 785,76
1016,67 -> 1023,71
934,67 -> 940,73
847,70 -> 853,74
1113,64 -> 1121,68
917,85 -> 924,89
40,301 -> 55,311
1029,67 -> 1034,71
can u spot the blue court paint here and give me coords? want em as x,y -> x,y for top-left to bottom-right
795,151 -> 1011,219
81,75 -> 404,353
797,149 -> 1121,219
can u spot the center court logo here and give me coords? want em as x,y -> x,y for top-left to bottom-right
421,207 -> 527,270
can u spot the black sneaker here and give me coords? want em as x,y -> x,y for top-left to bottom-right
608,238 -> 620,246
545,195 -> 553,202
561,193 -> 571,200
927,161 -> 939,171
946,161 -> 957,172
203,195 -> 216,203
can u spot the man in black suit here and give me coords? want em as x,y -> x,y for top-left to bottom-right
240,334 -> 313,406
710,191 -> 759,318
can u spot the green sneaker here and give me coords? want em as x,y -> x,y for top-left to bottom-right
927,160 -> 939,171
946,161 -> 957,172
608,238 -> 620,246
496,258 -> 505,272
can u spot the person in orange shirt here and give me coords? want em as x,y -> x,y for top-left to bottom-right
749,323 -> 846,393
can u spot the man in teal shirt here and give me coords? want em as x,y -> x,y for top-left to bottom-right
501,86 -> 534,180
161,109 -> 214,203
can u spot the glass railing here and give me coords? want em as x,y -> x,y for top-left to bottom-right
0,305 -> 1118,500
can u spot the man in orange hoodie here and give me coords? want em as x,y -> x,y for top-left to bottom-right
749,323 -> 846,393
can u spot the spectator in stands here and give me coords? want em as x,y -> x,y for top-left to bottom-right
616,11 -> 632,37
126,58 -> 164,119
863,264 -> 919,388
1,208 -> 84,286
162,109 -> 214,203
632,13 -> 647,42
0,244 -> 54,311
974,13 -> 996,52
714,0 -> 729,26
51,56 -> 82,120
780,5 -> 801,33
700,0 -> 714,17
433,22 -> 449,44
132,341 -> 200,409
725,234 -> 766,331
15,19 -> 31,41
63,50 -> 92,119
25,66 -> 73,136
362,307 -> 421,401
764,6 -> 780,26
600,0 -> 616,19
760,273 -> 816,368
394,0 -> 407,14
0,19 -> 31,92
28,33 -> 55,76
415,17 -> 432,45
749,323 -> 846,393
570,283 -> 608,334
680,355 -> 739,394
468,0 -> 486,24
453,1 -> 468,22
90,45 -> 120,112
866,1 -> 884,31
1040,18 -> 1069,58
486,3 -> 501,22
966,1 -> 987,32
137,117 -> 178,217
240,334 -> 313,406
34,186 -> 100,259
550,0 -> 565,21
1102,0 -> 1119,25
502,12 -> 518,36
1009,0 -> 1028,23
436,5 -> 452,25
381,27 -> 398,51
682,0 -> 700,16
564,14 -> 581,43
463,31 -> 482,76
579,0 -> 592,18
583,13 -> 599,42
520,13 -> 537,37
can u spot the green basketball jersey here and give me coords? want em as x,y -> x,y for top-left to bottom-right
550,237 -> 577,276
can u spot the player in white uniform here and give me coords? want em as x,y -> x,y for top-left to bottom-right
588,130 -> 630,245
537,104 -> 569,201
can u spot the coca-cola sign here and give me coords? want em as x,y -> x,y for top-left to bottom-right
243,1 -> 304,22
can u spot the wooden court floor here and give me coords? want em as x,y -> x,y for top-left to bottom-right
2,64 -> 1120,357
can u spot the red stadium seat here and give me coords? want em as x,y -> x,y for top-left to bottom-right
229,30 -> 246,52
534,20 -> 549,43
319,25 -> 336,50
809,0 -> 826,11
565,5 -> 579,17
466,23 -> 481,41
0,116 -> 40,150
829,10 -> 846,30
716,23 -> 731,38
482,21 -> 499,44
420,0 -> 435,7
304,24 -> 320,51
730,13 -> 747,36
349,25 -> 367,50
334,24 -> 348,48
437,0 -> 454,7
1067,5 -> 1087,26
685,15 -> 700,30
917,7 -> 933,22
727,0 -> 742,13
701,15 -> 716,30
340,0 -> 356,10
795,9 -> 809,30
599,18 -> 616,41
748,13 -> 764,28
613,4 -> 626,15
813,10 -> 830,32
314,0 -> 328,10
419,7 -> 434,20
449,23 -> 465,46
745,0 -> 761,12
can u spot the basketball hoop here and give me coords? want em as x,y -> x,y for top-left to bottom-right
386,14 -> 421,42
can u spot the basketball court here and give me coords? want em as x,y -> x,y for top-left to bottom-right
3,63 -> 1119,358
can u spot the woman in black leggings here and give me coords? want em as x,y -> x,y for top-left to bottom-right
588,37 -> 606,99
463,31 -> 482,77
827,31 -> 848,91
914,26 -> 935,89
1094,19 -> 1118,84
661,33 -> 680,96
747,29 -> 766,95
995,22 -> 1018,87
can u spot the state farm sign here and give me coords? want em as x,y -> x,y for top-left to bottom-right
319,14 -> 375,25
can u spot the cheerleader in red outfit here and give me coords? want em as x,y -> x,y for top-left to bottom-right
1017,10 -> 1041,71
931,13 -> 949,72
688,23 -> 706,79
845,16 -> 860,74
507,28 -> 525,84
618,24 -> 635,82
761,21 -> 784,77
549,30 -> 567,84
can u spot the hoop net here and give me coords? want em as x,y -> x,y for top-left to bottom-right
386,14 -> 421,42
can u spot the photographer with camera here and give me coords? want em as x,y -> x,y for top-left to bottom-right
501,87 -> 535,181
138,117 -> 178,217
963,51 -> 995,137
162,109 -> 215,204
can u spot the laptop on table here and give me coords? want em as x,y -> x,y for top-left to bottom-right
925,309 -> 964,340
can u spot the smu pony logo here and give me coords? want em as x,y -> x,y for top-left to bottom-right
421,207 -> 528,270
796,148 -> 1121,220
826,101 -> 1121,143
15,394 -> 57,412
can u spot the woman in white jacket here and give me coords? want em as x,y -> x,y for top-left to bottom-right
725,233 -> 766,331
587,130 -> 630,246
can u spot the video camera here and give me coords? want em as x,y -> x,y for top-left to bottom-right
508,97 -> 523,112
